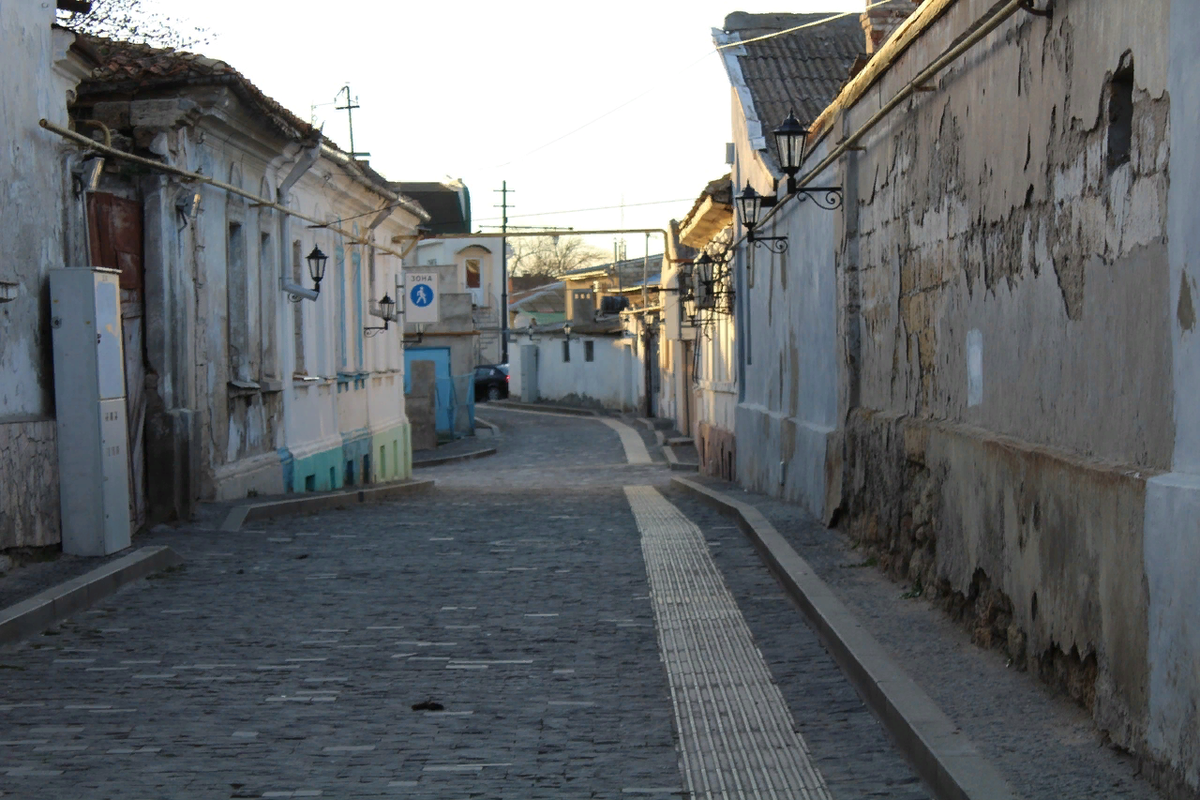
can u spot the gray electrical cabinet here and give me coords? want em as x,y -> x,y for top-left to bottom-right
49,267 -> 131,556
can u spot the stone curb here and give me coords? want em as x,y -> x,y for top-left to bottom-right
662,443 -> 699,472
0,546 -> 184,646
413,447 -> 498,468
491,400 -> 599,416
670,476 -> 1021,800
220,479 -> 436,532
474,416 -> 501,436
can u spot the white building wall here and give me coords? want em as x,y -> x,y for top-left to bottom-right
0,5 -> 87,547
735,141 -> 840,517
510,334 -> 639,411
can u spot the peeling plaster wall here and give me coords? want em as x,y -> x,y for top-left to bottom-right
837,0 -> 1173,780
0,5 -> 86,547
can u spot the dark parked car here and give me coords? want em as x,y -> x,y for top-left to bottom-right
474,364 -> 509,402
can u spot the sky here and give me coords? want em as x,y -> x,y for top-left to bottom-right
156,0 -> 865,259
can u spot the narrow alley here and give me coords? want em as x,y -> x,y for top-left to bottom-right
0,409 -> 1160,799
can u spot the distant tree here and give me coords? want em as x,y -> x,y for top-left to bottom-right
57,0 -> 210,49
508,236 -> 607,284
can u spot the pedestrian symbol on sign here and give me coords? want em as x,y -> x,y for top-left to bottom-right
410,284 -> 433,307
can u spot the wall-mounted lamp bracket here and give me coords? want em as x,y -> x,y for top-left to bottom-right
790,184 -> 844,211
747,234 -> 790,255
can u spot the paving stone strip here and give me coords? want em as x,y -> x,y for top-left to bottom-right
626,484 -> 831,800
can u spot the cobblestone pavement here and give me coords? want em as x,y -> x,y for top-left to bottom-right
0,408 -> 925,799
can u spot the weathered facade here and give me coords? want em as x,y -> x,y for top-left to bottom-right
0,4 -> 95,548
70,38 -> 426,514
825,0 -> 1178,787
700,0 -> 1200,793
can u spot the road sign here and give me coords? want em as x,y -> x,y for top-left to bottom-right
403,271 -> 440,324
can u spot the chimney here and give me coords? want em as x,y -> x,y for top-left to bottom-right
861,1 -> 919,54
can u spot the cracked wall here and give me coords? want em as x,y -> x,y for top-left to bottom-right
836,0 -> 1173,787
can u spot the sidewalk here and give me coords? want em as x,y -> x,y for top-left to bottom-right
671,474 -> 1160,800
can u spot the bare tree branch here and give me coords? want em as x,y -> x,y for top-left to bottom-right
509,236 -> 608,283
57,0 -> 210,49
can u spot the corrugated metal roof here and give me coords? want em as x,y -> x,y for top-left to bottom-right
720,12 -> 865,170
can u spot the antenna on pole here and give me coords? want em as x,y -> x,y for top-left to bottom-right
335,85 -> 370,159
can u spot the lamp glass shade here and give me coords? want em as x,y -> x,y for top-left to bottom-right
306,245 -> 328,283
773,111 -> 807,175
379,293 -> 396,320
695,253 -> 715,287
736,183 -> 762,229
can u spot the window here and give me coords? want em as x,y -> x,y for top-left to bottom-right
562,340 -> 571,362
1107,53 -> 1134,172
259,232 -> 274,377
226,222 -> 249,381
585,340 -> 595,362
292,240 -> 305,375
466,258 -> 481,289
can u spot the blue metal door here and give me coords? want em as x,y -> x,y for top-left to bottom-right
405,347 -> 452,433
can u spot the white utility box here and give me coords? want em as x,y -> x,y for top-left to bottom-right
49,267 -> 131,556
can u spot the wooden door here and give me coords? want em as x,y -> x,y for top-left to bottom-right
87,193 -> 147,533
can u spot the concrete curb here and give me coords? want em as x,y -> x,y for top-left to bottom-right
220,479 -> 436,532
662,443 -> 699,472
670,477 -> 1020,800
474,416 -> 501,436
413,447 -> 498,468
490,400 -> 598,416
0,546 -> 184,646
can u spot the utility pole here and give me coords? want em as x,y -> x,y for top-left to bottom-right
495,181 -> 512,363
336,85 -> 370,159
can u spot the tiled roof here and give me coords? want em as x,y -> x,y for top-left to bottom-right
76,36 -> 318,143
720,12 -> 865,169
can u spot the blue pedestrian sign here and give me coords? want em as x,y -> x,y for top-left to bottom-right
403,271 -> 440,323
410,283 -> 434,307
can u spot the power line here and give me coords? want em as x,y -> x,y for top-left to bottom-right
486,3 -> 894,170
474,197 -> 695,223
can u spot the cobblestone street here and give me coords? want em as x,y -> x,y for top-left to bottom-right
0,409 -> 927,798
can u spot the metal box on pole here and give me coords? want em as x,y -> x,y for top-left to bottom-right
49,267 -> 132,556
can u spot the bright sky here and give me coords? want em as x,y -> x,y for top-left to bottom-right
163,0 -> 864,257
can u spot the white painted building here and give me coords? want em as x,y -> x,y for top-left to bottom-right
0,2 -> 97,548
397,182 -> 506,367
68,36 -> 428,518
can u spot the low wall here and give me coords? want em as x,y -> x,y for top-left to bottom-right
0,419 -> 60,548
698,421 -> 736,481
841,408 -> 1151,772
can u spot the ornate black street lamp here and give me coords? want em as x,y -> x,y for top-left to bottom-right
363,293 -> 396,337
306,245 -> 328,293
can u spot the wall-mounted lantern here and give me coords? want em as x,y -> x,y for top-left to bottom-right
772,109 -> 843,210
737,183 -> 789,254
0,280 -> 16,304
284,244 -> 329,303
691,250 -> 735,320
363,293 -> 396,337
306,246 -> 328,292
